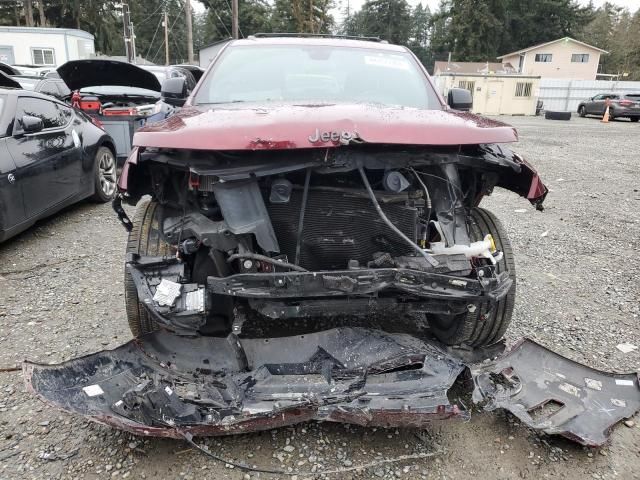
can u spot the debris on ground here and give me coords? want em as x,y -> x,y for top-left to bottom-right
617,343 -> 638,354
25,328 -> 640,448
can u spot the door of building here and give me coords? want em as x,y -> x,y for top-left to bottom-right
485,80 -> 504,115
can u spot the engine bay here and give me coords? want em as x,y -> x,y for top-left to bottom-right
113,144 -> 544,341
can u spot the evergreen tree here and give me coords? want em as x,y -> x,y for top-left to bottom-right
271,0 -> 334,34
407,4 -> 432,68
342,0 -> 412,44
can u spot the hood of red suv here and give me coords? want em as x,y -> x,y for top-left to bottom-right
132,103 -> 518,150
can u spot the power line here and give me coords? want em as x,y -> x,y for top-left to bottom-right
151,3 -> 186,64
212,9 -> 231,37
136,1 -> 166,24
144,15 -> 164,62
223,0 -> 243,37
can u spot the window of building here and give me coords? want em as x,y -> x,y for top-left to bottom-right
31,48 -> 55,66
515,82 -> 533,97
457,80 -> 475,94
534,53 -> 552,63
571,53 -> 589,63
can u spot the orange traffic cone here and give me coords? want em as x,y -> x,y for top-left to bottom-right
601,106 -> 610,123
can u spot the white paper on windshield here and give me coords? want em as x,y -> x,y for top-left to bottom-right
364,55 -> 410,70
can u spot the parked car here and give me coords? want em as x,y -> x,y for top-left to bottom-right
578,93 -> 640,122
138,65 -> 198,93
11,75 -> 71,100
172,64 -> 205,82
57,60 -> 174,160
0,72 -> 117,242
10,64 -> 54,77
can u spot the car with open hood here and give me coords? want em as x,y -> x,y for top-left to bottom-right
57,60 -> 175,160
0,71 -> 117,242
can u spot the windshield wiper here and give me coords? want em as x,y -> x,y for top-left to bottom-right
199,100 -> 247,105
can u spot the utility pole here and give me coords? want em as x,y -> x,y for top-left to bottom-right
164,10 -> 170,65
185,0 -> 194,64
130,24 -> 137,64
232,0 -> 239,39
123,2 -> 132,63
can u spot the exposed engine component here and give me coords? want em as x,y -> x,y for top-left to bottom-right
269,178 -> 293,203
430,234 -> 502,265
382,170 -> 410,193
267,186 -> 421,271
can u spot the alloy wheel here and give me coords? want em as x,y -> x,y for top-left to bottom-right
99,151 -> 116,197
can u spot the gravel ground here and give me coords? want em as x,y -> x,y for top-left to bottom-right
1,115 -> 639,479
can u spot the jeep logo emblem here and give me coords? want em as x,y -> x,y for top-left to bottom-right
308,128 -> 357,144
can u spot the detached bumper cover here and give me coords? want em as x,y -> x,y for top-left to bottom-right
25,328 -> 640,446
472,338 -> 640,446
24,328 -> 466,438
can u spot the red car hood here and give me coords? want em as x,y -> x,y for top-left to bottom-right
133,103 -> 518,150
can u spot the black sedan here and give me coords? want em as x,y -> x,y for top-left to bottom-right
0,73 -> 117,242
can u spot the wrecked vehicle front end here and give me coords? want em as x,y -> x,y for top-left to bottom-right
115,130 -> 546,345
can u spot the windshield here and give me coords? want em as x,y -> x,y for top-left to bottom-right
140,67 -> 168,82
16,78 -> 38,90
194,44 -> 440,109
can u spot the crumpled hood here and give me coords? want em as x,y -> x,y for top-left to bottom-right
57,60 -> 161,92
133,103 -> 518,150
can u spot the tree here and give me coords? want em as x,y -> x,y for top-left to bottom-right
199,0 -> 274,44
271,0 -> 334,34
343,0 -> 412,45
429,0 -> 453,63
500,0 -> 594,54
444,0 -> 505,61
407,4 -> 432,67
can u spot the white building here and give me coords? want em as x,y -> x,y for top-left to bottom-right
198,40 -> 229,68
0,26 -> 95,67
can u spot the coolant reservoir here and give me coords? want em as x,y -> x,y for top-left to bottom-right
430,234 -> 503,264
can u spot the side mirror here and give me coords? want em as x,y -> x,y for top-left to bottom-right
22,115 -> 44,133
161,77 -> 188,107
447,88 -> 473,111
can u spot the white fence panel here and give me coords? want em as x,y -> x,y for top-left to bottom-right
539,79 -> 640,112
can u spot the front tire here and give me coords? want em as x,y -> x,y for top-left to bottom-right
578,105 -> 586,117
90,146 -> 117,202
630,117 -> 639,122
427,208 -> 516,347
124,200 -> 173,337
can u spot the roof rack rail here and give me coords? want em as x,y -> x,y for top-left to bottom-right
250,33 -> 388,43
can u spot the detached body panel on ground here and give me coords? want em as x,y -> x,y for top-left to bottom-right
25,328 -> 640,447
